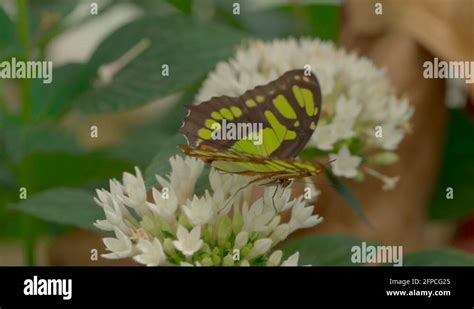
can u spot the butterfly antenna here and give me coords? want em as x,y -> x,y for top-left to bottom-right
271,185 -> 279,213
217,176 -> 269,215
217,182 -> 251,215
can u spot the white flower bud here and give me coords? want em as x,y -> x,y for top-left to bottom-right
368,152 -> 399,165
232,208 -> 243,234
217,216 -> 232,246
270,224 -> 289,245
234,231 -> 249,250
239,260 -> 250,266
163,238 -> 176,257
268,250 -> 283,266
246,238 -> 272,260
223,254 -> 234,266
281,252 -> 299,266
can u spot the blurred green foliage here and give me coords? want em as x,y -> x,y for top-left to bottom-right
283,235 -> 474,266
430,110 -> 474,220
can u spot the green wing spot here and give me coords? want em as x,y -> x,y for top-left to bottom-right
211,111 -> 223,120
262,128 -> 280,155
314,106 -> 319,116
245,99 -> 257,108
294,120 -> 300,127
198,128 -> 213,140
292,85 -> 305,108
285,130 -> 297,140
220,108 -> 234,120
301,88 -> 315,116
205,119 -> 219,129
264,110 -> 287,142
256,95 -> 265,103
273,95 -> 297,119
230,106 -> 242,117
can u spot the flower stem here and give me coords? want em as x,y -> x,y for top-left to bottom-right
16,0 -> 36,265
17,0 -> 32,123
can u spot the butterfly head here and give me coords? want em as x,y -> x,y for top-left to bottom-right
274,178 -> 294,188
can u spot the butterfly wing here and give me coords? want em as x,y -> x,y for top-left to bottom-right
178,144 -> 322,177
180,69 -> 322,159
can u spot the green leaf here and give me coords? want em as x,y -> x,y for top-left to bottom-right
106,131 -> 171,167
301,3 -> 341,41
27,0 -> 79,49
226,5 -> 297,39
151,82 -> 203,135
12,188 -> 100,230
75,15 -> 245,113
214,1 -> 340,41
0,6 -> 21,60
144,133 -> 210,194
298,147 -> 329,160
166,0 -> 193,15
0,159 -> 16,188
15,152 -> 134,193
281,235 -> 379,266
404,249 -> 474,266
4,121 -> 82,163
145,134 -> 186,189
105,83 -> 201,165
325,170 -> 372,228
430,110 -> 474,220
30,63 -> 95,121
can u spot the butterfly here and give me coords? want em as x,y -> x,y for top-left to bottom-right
179,69 -> 324,188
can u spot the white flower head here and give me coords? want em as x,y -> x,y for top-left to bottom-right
102,226 -> 134,259
167,156 -> 204,205
378,124 -> 405,151
241,199 -> 275,233
329,146 -> 362,178
246,238 -> 272,260
133,239 -> 166,266
94,199 -> 130,234
288,198 -> 323,233
95,156 -> 323,266
182,195 -> 214,226
173,224 -> 203,257
120,167 -> 147,212
146,186 -> 178,223
309,123 -> 338,151
281,252 -> 300,266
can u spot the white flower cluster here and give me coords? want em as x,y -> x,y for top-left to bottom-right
94,155 -> 323,266
195,38 -> 414,188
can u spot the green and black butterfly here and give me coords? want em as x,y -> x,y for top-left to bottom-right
179,69 -> 323,187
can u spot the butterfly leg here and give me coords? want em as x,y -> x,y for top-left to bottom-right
217,175 -> 278,214
217,183 -> 248,215
271,185 -> 279,213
